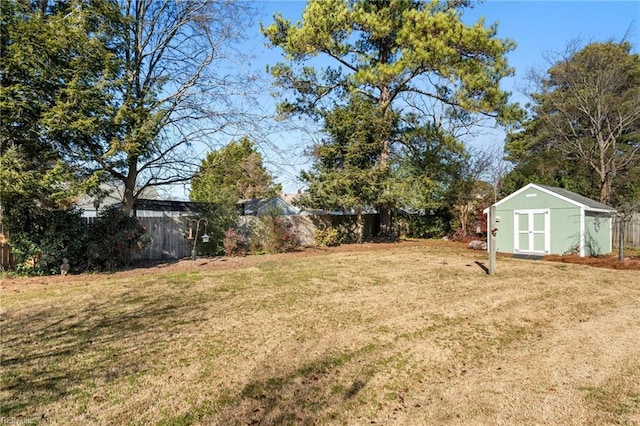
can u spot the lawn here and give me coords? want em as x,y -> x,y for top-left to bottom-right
2,240 -> 639,425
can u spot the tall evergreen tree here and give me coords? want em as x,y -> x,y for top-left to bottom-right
263,0 -> 519,235
190,137 -> 280,255
299,96 -> 396,243
1,0 -> 112,230
190,137 -> 281,205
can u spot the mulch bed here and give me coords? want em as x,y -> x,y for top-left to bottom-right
544,253 -> 640,271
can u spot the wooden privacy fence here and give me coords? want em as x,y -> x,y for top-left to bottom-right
136,216 -> 194,261
0,222 -> 14,270
124,212 -> 640,261
137,215 -> 321,261
612,213 -> 640,248
3,211 -> 635,268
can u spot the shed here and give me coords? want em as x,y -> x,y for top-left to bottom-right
485,183 -> 616,257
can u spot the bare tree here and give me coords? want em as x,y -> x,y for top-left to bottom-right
525,40 -> 640,205
449,147 -> 494,237
45,0 -> 259,212
485,146 -> 512,203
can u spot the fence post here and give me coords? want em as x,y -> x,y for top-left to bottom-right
618,213 -> 625,262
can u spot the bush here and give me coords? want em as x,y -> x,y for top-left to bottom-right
223,228 -> 248,257
396,209 -> 452,239
4,205 -> 150,275
6,208 -> 89,275
314,227 -> 341,247
198,202 -> 239,256
250,214 -> 300,254
86,206 -> 150,271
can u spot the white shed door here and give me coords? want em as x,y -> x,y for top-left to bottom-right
514,209 -> 550,254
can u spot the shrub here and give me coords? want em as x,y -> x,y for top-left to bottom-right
199,202 -> 240,256
223,228 -> 248,257
396,209 -> 452,239
4,205 -> 151,275
6,208 -> 89,276
314,227 -> 341,247
250,214 -> 300,254
86,206 -> 150,271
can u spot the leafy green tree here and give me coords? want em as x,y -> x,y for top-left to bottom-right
393,116 -> 467,211
2,0 -> 258,215
190,137 -> 280,255
0,1 -> 114,266
504,41 -> 640,205
191,137 -> 281,204
298,96 -> 394,243
263,0 -> 519,234
1,0 -> 109,215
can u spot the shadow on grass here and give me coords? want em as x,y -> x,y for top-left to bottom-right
1,288 -> 209,418
174,346 -> 378,425
474,261 -> 489,275
237,351 -> 372,424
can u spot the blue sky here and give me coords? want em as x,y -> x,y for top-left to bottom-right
463,1 -> 639,101
174,1 -> 640,198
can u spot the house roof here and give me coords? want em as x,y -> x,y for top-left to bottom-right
486,183 -> 616,214
76,183 -> 161,211
237,196 -> 301,216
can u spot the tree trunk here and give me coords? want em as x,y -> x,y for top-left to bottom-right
380,138 -> 390,168
599,176 -> 611,205
378,207 -> 394,239
377,94 -> 394,239
460,206 -> 468,237
489,205 -> 496,275
122,183 -> 136,215
121,158 -> 138,215
356,207 -> 364,244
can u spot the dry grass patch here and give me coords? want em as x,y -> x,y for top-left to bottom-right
2,240 -> 640,425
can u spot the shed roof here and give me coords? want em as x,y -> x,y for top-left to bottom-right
134,198 -> 210,213
535,184 -> 614,212
487,183 -> 616,213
